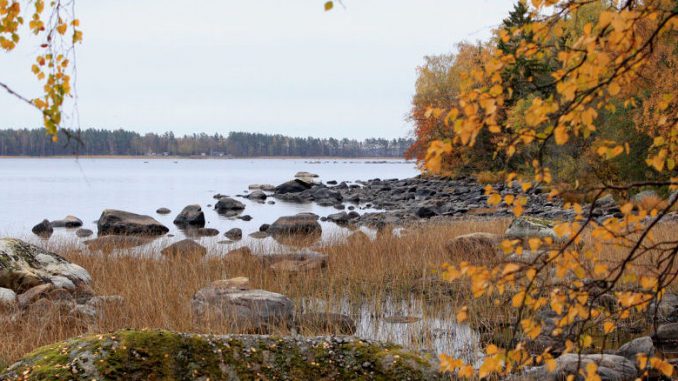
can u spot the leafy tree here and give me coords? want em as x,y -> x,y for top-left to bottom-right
421,0 -> 678,378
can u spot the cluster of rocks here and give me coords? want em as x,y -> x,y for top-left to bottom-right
0,238 -> 120,324
31,215 -> 89,239
267,176 -> 578,229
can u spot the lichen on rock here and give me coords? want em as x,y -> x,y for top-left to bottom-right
0,329 -> 444,380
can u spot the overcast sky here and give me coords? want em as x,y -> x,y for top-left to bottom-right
0,0 -> 515,139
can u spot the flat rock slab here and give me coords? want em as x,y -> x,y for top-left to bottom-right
0,329 -> 444,380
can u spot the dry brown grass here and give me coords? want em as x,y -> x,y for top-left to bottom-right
633,193 -> 670,212
1,218 -> 676,367
0,220 -> 508,364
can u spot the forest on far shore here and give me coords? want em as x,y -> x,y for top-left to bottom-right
0,128 -> 413,158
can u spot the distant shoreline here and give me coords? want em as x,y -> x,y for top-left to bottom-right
0,155 -> 413,161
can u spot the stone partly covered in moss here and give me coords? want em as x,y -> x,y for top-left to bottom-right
0,329 -> 445,381
0,238 -> 91,294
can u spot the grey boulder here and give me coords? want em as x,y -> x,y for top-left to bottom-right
97,209 -> 169,236
173,204 -> 205,227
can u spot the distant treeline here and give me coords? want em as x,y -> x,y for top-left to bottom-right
0,128 -> 414,158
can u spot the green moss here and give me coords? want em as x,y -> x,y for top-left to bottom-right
1,329 -> 444,380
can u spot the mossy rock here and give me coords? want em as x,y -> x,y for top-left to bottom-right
0,329 -> 445,380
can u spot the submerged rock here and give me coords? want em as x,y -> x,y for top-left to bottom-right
156,207 -> 171,215
0,329 -> 443,380
31,219 -> 53,238
246,190 -> 267,201
214,197 -> 246,213
97,209 -> 169,236
224,228 -> 243,241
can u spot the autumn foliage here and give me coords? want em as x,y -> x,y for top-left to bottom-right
412,0 -> 678,379
0,0 -> 81,139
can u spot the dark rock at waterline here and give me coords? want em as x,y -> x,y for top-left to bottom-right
97,209 -> 169,236
247,190 -> 267,201
75,228 -> 93,238
259,224 -> 270,232
50,215 -> 83,228
275,179 -> 313,194
327,180 -> 338,185
327,212 -> 350,225
238,215 -> 253,221
195,228 -> 219,237
31,219 -> 53,238
173,204 -> 205,227
268,213 -> 321,237
215,197 -> 246,213
156,207 -> 171,215
161,239 -> 207,257
224,228 -> 243,241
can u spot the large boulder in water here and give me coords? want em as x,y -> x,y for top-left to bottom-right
97,209 -> 169,236
275,179 -> 312,194
0,329 -> 444,380
172,204 -> 205,227
268,213 -> 322,237
0,238 -> 91,295
31,219 -> 53,238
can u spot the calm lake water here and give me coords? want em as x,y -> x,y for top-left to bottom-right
0,158 -> 418,243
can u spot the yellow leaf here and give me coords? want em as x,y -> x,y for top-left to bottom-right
603,321 -> 615,334
608,82 -> 621,96
456,306 -> 468,323
324,1 -> 333,11
554,125 -> 568,145
488,193 -> 502,206
56,23 -> 67,35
